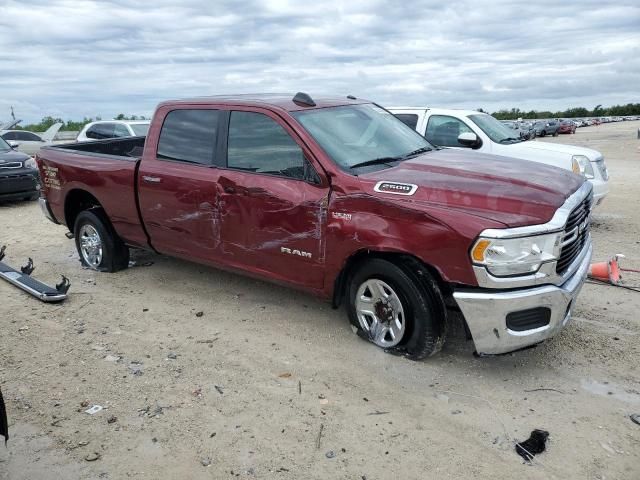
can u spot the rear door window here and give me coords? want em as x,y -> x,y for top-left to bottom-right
227,111 -> 305,180
394,113 -> 419,130
17,131 -> 41,141
157,109 -> 219,165
425,115 -> 474,147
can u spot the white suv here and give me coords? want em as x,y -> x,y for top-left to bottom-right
77,120 -> 150,142
389,107 -> 609,206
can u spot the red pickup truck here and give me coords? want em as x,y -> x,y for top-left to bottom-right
36,93 -> 593,359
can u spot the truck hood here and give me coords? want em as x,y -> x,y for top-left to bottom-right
358,149 -> 584,227
505,140 -> 602,162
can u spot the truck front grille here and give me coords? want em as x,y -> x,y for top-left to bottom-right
556,195 -> 592,274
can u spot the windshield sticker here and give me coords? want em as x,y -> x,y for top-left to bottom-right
373,181 -> 417,196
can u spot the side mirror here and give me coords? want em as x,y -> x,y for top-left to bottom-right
457,132 -> 481,149
7,140 -> 19,149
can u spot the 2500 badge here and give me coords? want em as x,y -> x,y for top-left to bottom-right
373,181 -> 418,196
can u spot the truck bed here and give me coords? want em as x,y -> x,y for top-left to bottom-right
50,136 -> 145,160
37,137 -> 149,248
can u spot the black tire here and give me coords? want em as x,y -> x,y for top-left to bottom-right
540,130 -> 546,137
553,130 -> 559,137
74,209 -> 129,272
347,258 -> 446,360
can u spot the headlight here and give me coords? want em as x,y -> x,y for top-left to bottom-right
471,232 -> 562,276
24,157 -> 37,169
572,155 -> 594,179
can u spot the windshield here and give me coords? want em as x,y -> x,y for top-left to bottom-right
469,113 -> 523,143
292,104 -> 432,170
0,136 -> 11,152
131,123 -> 150,136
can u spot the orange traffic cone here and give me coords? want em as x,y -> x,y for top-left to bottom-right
588,254 -> 623,284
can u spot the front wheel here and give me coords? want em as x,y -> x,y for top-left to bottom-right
553,131 -> 559,137
347,258 -> 446,360
74,209 -> 129,272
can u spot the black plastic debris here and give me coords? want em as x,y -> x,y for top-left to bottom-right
631,414 -> 640,426
515,429 -> 549,461
0,387 -> 8,444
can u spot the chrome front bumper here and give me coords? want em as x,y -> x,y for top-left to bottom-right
453,242 -> 592,355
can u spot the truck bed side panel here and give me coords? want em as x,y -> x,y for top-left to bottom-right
37,147 -> 149,248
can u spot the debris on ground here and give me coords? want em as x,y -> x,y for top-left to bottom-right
278,372 -> 291,378
128,362 -> 143,376
85,452 -> 101,462
200,457 -> 212,467
84,405 -> 103,415
316,423 -> 324,449
107,415 -> 117,424
515,429 -> 549,461
631,414 -> 640,426
325,450 -> 336,459
214,385 -> 224,395
195,311 -> 204,317
167,352 -> 177,360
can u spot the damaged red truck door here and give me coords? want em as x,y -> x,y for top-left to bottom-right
36,93 -> 593,360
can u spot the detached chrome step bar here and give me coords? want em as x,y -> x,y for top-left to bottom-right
0,246 -> 70,303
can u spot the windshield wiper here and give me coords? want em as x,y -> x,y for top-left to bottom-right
403,146 -> 432,158
498,137 -> 522,144
349,157 -> 400,169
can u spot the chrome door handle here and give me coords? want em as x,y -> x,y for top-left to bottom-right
142,176 -> 161,184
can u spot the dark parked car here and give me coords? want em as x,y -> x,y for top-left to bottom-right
0,136 -> 40,202
533,120 -> 559,137
558,120 -> 577,134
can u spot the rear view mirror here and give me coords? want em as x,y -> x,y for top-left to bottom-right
457,132 -> 481,149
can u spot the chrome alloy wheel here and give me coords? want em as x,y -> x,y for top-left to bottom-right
79,224 -> 103,269
355,279 -> 406,348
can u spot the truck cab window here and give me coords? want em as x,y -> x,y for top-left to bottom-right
425,115 -> 474,147
114,124 -> 130,137
394,113 -> 419,130
157,109 -> 219,165
86,123 -> 115,140
227,111 -> 305,180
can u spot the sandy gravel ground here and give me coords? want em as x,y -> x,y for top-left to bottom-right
1,121 -> 639,479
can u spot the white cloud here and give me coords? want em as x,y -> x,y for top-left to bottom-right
0,0 -> 638,122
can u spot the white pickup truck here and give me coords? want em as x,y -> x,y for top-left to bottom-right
388,107 -> 609,205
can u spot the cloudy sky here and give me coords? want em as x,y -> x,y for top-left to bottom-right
0,0 -> 639,123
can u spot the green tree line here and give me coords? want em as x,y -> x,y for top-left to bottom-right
491,103 -> 640,120
10,114 -> 147,132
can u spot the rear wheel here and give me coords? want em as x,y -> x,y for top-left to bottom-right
553,130 -> 559,137
540,130 -> 546,136
74,209 -> 129,272
347,258 -> 446,360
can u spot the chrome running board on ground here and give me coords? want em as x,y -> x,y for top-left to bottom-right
0,246 -> 70,303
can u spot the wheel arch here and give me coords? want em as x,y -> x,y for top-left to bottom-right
331,249 -> 452,309
64,189 -> 103,230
